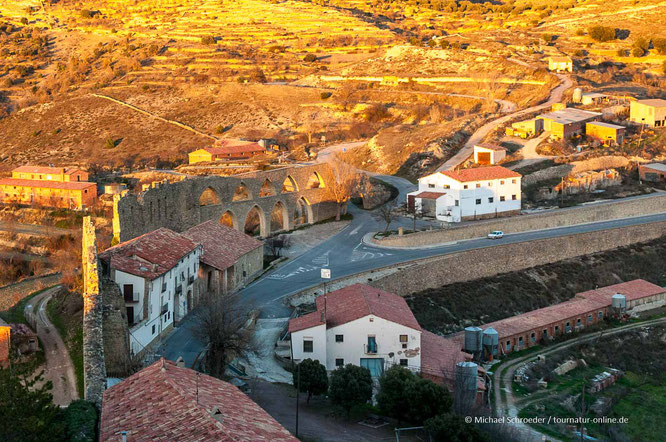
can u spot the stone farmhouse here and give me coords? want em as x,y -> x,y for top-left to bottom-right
0,165 -> 97,210
630,98 -> 666,127
289,284 -> 479,392
100,358 -> 296,441
639,163 -> 666,182
547,56 -> 573,73
188,139 -> 266,164
407,166 -> 522,222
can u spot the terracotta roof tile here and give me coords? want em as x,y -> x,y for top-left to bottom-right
413,191 -> 446,199
12,166 -> 84,175
474,143 -> 505,151
421,330 -> 470,385
289,284 -> 421,333
439,166 -> 521,183
0,178 -> 96,191
100,359 -> 297,441
206,139 -> 265,156
100,228 -> 199,280
183,220 -> 263,271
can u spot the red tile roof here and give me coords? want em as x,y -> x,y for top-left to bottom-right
288,311 -> 325,333
206,139 -> 265,156
474,143 -> 506,152
289,284 -> 421,333
12,165 -> 84,175
100,228 -> 199,280
0,178 -> 96,191
420,330 -> 471,385
100,358 -> 297,442
183,220 -> 263,271
413,191 -> 446,199
439,166 -> 521,183
481,280 -> 665,339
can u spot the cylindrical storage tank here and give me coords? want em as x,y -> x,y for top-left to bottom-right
611,294 -> 626,310
573,88 -> 583,103
464,326 -> 483,353
456,361 -> 478,392
482,327 -> 499,356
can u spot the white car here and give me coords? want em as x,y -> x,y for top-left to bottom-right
487,230 -> 504,239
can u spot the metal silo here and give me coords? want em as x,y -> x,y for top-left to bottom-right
456,361 -> 478,392
611,294 -> 626,310
464,326 -> 483,354
482,327 -> 499,360
573,88 -> 583,103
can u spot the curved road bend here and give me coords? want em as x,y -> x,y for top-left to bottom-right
493,316 -> 666,441
24,285 -> 79,406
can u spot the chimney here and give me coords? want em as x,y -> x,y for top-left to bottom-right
152,264 -> 158,272
176,356 -> 185,368
210,406 -> 223,423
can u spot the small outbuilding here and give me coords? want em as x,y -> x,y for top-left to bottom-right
473,143 -> 506,165
585,121 -> 626,145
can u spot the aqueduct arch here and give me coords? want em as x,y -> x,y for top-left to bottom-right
113,164 -> 338,242
244,205 -> 266,237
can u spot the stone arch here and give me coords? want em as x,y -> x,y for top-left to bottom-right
220,210 -> 238,229
294,197 -> 313,226
259,179 -> 276,198
270,201 -> 290,233
244,205 -> 267,237
306,171 -> 325,189
281,175 -> 299,193
199,187 -> 221,206
232,182 -> 252,201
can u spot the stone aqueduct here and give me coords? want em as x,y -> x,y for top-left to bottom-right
113,164 -> 338,243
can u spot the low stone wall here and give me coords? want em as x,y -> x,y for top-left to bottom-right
0,273 -> 61,311
373,193 -> 666,248
370,221 -> 666,296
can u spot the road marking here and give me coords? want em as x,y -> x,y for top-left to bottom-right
311,251 -> 330,266
351,243 -> 393,262
348,226 -> 361,236
266,264 -> 320,280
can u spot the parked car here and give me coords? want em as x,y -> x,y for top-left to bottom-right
487,230 -> 504,239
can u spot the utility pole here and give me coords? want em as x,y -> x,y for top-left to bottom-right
579,378 -> 586,442
296,361 -> 300,438
560,176 -> 565,207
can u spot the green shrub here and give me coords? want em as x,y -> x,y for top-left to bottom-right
542,33 -> 554,44
105,137 -> 116,149
617,48 -> 628,57
293,359 -> 328,404
631,46 -> 644,57
64,400 -> 98,442
303,53 -> 317,62
424,414 -> 491,442
329,364 -> 372,418
320,91 -> 332,100
588,25 -> 616,42
654,38 -> 666,54
201,35 -> 216,45
80,9 -> 94,19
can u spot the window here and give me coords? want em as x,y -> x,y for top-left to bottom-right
367,336 -> 377,353
400,359 -> 408,366
463,184 -> 468,189
475,198 -> 481,205
303,339 -> 313,353
152,324 -> 156,335
335,358 -> 344,367
530,332 -> 536,343
512,194 -> 517,200
475,183 -> 481,188
500,180 -> 505,185
543,329 -> 548,338
506,340 -> 511,350
500,196 -> 506,202
335,334 -> 344,343
577,318 -> 581,325
488,197 -> 494,203
588,314 -> 593,323
598,311 -> 603,319
555,325 -> 560,334
512,179 -> 517,184
123,284 -> 134,302
444,185 -> 450,189
454,200 -> 459,206
428,183 -> 435,188
400,335 -> 408,349
488,182 -> 492,187
518,337 -> 524,347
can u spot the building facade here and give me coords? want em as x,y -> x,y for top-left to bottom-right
100,228 -> 201,356
586,122 -> 626,145
629,99 -> 666,127
11,166 -> 89,182
0,179 -> 97,210
547,56 -> 573,72
473,143 -> 506,165
188,140 -> 265,164
407,166 -> 522,222
639,163 -> 666,182
538,108 -> 601,140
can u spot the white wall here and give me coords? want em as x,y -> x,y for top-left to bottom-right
291,324 -> 327,365
408,172 -> 521,222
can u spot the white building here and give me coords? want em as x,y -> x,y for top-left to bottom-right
547,56 -> 572,73
289,284 -> 470,381
100,228 -> 202,356
473,143 -> 506,165
407,166 -> 522,222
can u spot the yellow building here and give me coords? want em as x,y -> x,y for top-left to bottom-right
629,99 -> 666,127
0,179 -> 97,210
188,140 -> 265,165
586,122 -> 626,145
547,56 -> 573,73
11,166 -> 89,182
188,149 -> 215,164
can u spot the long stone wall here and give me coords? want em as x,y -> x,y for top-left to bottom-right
113,163 -> 338,242
370,221 -> 666,296
374,193 -> 666,248
101,278 -> 131,378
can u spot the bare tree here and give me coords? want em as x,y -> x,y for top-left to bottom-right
192,292 -> 256,378
265,234 -> 292,258
335,81 -> 360,111
326,154 -> 363,221
373,199 -> 399,233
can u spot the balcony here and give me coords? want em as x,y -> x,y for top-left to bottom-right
364,342 -> 378,354
188,275 -> 195,285
161,304 -> 169,315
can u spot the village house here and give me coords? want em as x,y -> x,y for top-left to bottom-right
100,228 -> 202,356
100,358 -> 296,441
0,165 -> 97,210
639,163 -> 666,182
0,318 -> 10,368
289,284 -> 475,391
183,220 -> 264,297
407,166 -> 522,222
470,280 -> 665,356
585,121 -> 626,145
473,143 -> 506,165
629,98 -> 666,127
537,108 -> 602,140
506,118 -> 543,138
547,56 -> 573,73
188,139 -> 266,164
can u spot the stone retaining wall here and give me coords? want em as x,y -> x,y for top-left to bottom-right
373,193 -> 666,248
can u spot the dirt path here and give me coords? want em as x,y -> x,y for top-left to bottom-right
507,131 -> 556,170
437,74 -> 572,171
0,220 -> 73,237
24,286 -> 79,406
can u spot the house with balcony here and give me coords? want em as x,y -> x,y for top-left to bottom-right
100,228 -> 202,356
407,166 -> 522,222
289,284 -> 472,387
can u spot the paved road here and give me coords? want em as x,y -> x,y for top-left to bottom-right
437,74 -> 573,171
24,286 -> 79,406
